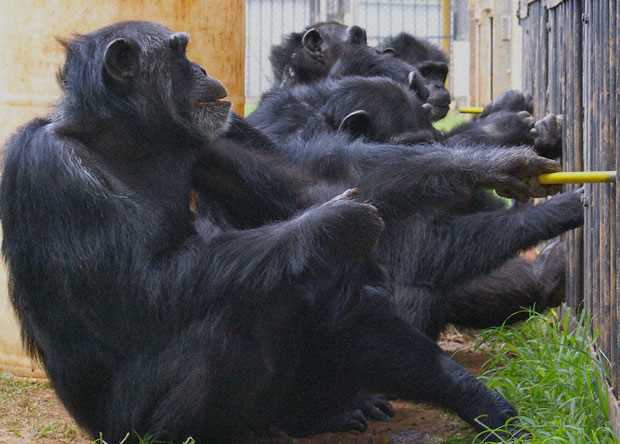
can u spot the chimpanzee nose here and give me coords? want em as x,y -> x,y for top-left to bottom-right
205,77 -> 228,102
430,86 -> 450,106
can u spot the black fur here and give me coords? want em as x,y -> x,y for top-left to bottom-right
377,32 -> 451,120
249,76 -> 437,147
2,21 -> 530,443
269,22 -> 367,86
247,82 -> 583,339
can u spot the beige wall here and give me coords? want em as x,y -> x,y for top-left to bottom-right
468,0 -> 522,106
0,0 -> 246,377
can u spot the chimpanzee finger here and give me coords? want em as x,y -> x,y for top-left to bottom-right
524,156 -> 561,176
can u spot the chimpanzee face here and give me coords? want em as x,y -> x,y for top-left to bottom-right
101,24 -> 231,140
415,61 -> 450,120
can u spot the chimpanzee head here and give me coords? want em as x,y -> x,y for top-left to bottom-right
378,32 -> 451,121
57,21 -> 231,144
270,22 -> 368,85
324,76 -> 439,144
328,45 -> 431,103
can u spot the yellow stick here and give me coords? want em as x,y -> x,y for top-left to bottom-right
459,106 -> 483,114
538,171 -> 616,184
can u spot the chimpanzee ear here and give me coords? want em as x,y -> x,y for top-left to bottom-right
302,28 -> 323,54
169,32 -> 190,54
103,38 -> 141,83
408,71 -> 430,101
347,26 -> 367,45
382,47 -> 396,56
338,110 -> 372,139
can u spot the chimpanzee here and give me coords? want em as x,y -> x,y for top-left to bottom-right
249,77 -> 556,182
247,78 -> 580,338
267,30 -> 567,331
375,33 -> 563,157
377,32 -> 451,120
2,20 -> 569,443
270,21 -> 367,86
249,75 -> 438,149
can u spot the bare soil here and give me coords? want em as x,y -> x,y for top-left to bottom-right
0,329 -> 486,444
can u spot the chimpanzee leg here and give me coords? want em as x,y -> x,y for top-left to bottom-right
282,287 -> 518,435
102,320 -> 294,444
447,240 -> 567,329
446,257 -> 546,329
339,290 -> 517,433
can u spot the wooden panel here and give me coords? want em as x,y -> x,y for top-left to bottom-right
0,0 -> 245,377
0,0 -> 246,145
522,0 -> 618,395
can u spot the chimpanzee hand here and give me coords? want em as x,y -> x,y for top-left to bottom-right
482,148 -> 561,202
317,188 -> 385,258
478,110 -> 536,146
531,114 -> 563,159
480,90 -> 533,118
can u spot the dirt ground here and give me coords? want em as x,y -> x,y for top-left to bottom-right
0,329 -> 485,444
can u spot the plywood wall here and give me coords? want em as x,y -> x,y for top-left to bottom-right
0,0 -> 246,377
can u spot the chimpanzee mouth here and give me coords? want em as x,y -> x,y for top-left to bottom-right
191,100 -> 232,140
430,105 -> 450,120
194,99 -> 232,110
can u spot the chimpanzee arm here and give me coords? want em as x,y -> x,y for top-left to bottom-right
443,110 -> 536,147
353,142 -> 560,218
444,109 -> 563,159
192,137 -> 313,228
189,189 -> 383,298
427,190 -> 583,286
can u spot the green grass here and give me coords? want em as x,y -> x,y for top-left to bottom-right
92,434 -> 195,444
433,110 -> 468,132
447,310 -> 617,443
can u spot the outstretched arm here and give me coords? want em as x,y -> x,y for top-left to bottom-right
427,189 -> 583,286
354,142 -> 560,218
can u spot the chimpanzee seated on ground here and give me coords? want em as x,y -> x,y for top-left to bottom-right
246,76 -> 578,338
2,20 -> 576,443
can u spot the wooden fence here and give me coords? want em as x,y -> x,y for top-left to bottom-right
519,0 -> 619,403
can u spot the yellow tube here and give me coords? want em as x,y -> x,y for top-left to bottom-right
459,106 -> 484,114
538,171 -> 616,184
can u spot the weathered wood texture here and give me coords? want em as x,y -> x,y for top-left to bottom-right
520,0 -> 619,393
0,0 -> 245,378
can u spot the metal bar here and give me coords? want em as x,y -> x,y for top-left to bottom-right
538,171 -> 617,184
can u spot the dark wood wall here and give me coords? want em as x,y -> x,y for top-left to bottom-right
519,0 -> 619,393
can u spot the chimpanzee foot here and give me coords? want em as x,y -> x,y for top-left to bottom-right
318,188 -> 385,258
540,188 -> 585,231
532,114 -> 563,159
480,90 -> 533,117
480,110 -> 536,144
534,239 -> 567,308
352,393 -> 394,421
324,409 -> 368,433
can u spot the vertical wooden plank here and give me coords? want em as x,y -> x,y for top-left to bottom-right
564,0 -> 584,312
611,0 -> 620,393
582,0 -> 592,318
